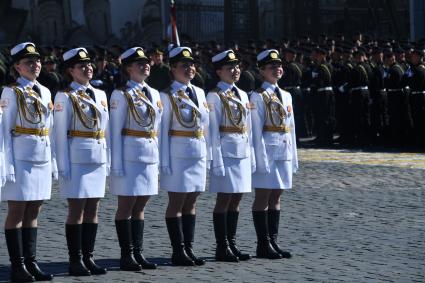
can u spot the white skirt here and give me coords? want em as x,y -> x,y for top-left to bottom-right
160,156 -> 206,193
110,161 -> 159,196
1,160 -> 52,201
209,157 -> 251,193
252,159 -> 293,190
59,163 -> 106,198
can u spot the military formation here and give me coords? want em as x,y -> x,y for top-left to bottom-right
0,42 -> 297,283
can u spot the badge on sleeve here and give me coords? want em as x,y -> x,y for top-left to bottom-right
54,102 -> 64,112
110,100 -> 118,109
0,98 -> 9,108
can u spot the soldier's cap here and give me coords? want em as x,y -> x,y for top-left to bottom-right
282,47 -> 296,54
11,42 -> 40,63
63,47 -> 91,67
371,47 -> 383,55
313,47 -> 327,55
120,47 -> 149,65
169,46 -> 194,64
412,48 -> 425,57
211,49 -> 239,68
257,49 -> 281,67
43,55 -> 56,63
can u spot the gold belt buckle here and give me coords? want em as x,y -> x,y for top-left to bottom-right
195,129 -> 203,139
148,130 -> 156,138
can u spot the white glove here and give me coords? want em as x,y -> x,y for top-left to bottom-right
212,166 -> 225,177
257,165 -> 270,174
161,166 -> 172,175
52,171 -> 58,180
6,174 -> 15,183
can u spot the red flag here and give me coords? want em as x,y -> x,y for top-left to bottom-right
167,0 -> 180,46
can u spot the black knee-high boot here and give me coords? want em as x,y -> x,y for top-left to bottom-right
227,211 -> 251,261
22,227 -> 53,281
115,220 -> 141,271
213,213 -> 238,262
5,228 -> 35,282
268,210 -> 292,258
252,211 -> 282,259
182,214 -> 205,265
131,219 -> 157,269
65,224 -> 91,276
81,223 -> 107,275
165,217 -> 194,266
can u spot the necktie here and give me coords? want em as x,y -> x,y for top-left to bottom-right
32,84 -> 41,97
231,86 -> 241,99
141,87 -> 152,102
186,87 -> 198,106
86,88 -> 96,102
274,86 -> 282,102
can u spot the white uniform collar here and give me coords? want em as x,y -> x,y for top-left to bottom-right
217,81 -> 236,92
17,76 -> 37,89
71,81 -> 94,92
172,80 -> 193,92
128,80 -> 146,91
261,81 -> 279,93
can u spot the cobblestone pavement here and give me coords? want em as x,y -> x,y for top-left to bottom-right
0,149 -> 424,282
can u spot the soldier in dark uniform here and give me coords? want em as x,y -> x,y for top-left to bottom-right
300,48 -> 315,137
346,48 -> 372,145
91,50 -> 115,99
236,55 -> 256,93
310,47 -> 335,145
384,50 -> 413,146
407,48 -> 425,147
369,47 -> 390,144
332,47 -> 351,144
278,48 -> 306,138
146,47 -> 172,91
38,55 -> 64,100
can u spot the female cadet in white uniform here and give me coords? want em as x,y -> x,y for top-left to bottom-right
250,49 -> 298,260
1,42 -> 55,282
110,47 -> 160,271
207,50 -> 254,262
0,106 -> 6,187
159,46 -> 209,266
54,48 -> 109,276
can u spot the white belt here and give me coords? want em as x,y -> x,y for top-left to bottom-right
387,89 -> 403,92
317,87 -> 333,92
284,86 -> 300,90
350,86 -> 368,91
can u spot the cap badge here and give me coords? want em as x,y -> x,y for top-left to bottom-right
228,52 -> 236,59
137,50 -> 145,57
79,51 -> 87,58
182,50 -> 190,57
26,45 -> 36,53
270,52 -> 278,59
